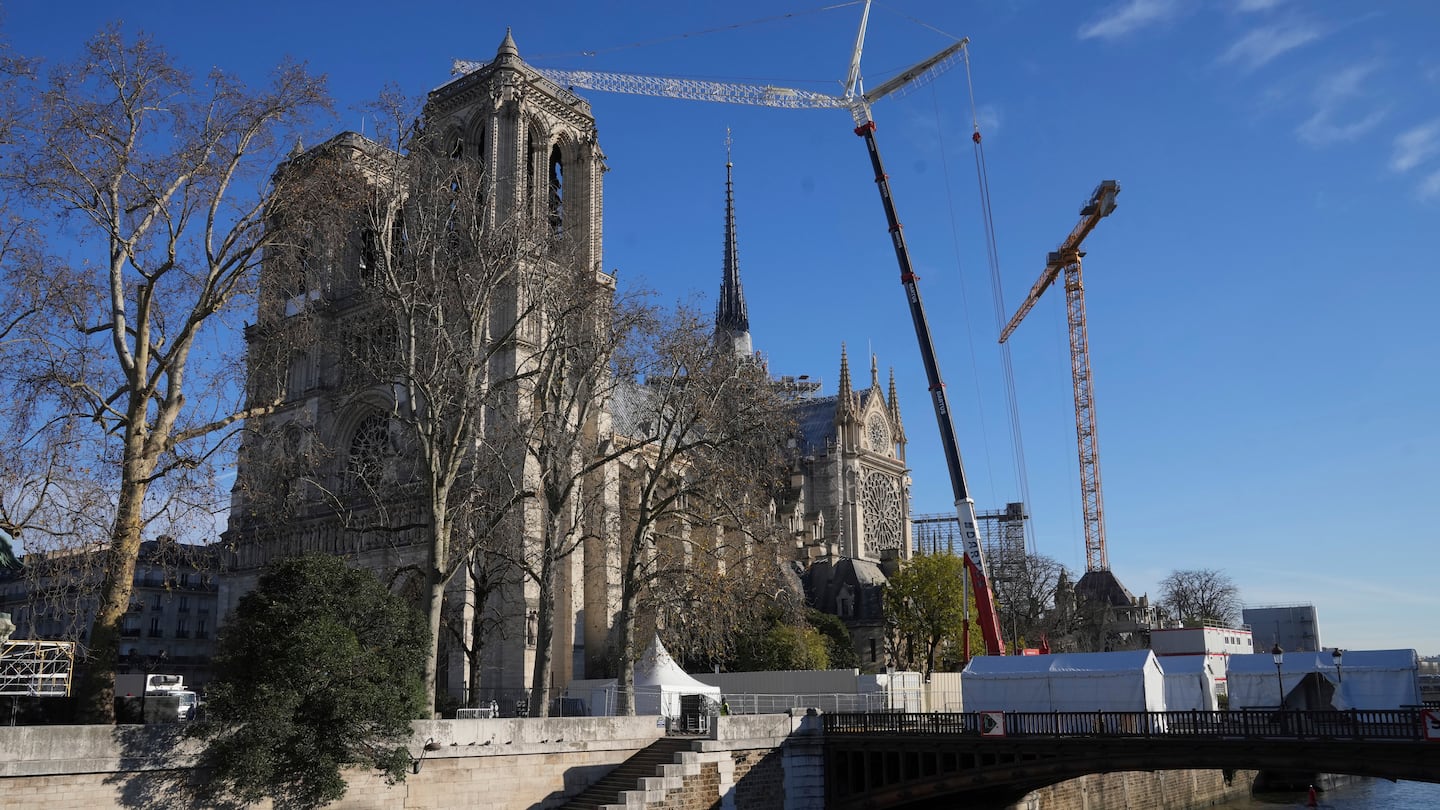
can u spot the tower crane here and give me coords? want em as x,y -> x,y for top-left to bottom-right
456,2 -> 1008,656
998,180 -> 1120,573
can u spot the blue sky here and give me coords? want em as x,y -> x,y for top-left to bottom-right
8,1 -> 1437,654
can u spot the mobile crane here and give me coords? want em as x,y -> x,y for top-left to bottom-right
455,1 -> 1008,656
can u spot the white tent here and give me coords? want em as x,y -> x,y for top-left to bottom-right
961,650 -> 1168,714
1226,648 -> 1420,710
1157,655 -> 1219,711
563,637 -> 720,718
633,637 -> 721,717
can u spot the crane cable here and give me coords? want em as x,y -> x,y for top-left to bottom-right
927,84 -> 1000,514
960,42 -> 1038,557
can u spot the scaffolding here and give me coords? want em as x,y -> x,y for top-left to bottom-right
0,639 -> 75,697
912,502 -> 1029,587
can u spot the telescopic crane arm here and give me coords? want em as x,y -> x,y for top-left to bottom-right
998,180 -> 1119,573
455,7 -> 1007,656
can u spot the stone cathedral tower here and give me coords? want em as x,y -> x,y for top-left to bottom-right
223,31 -> 619,707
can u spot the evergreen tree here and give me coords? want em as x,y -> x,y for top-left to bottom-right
191,555 -> 427,810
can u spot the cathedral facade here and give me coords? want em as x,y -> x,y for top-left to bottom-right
223,30 -> 917,709
223,32 -> 618,708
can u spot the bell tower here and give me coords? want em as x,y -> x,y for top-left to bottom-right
428,31 -> 619,699
429,29 -> 605,272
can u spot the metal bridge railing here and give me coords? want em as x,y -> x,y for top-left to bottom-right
824,709 -> 1427,741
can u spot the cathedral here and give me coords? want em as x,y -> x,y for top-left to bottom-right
222,30 -> 915,710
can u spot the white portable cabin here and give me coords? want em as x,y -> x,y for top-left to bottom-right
564,637 -> 720,718
1225,648 -> 1421,710
1156,655 -> 1219,711
960,650 -> 1168,713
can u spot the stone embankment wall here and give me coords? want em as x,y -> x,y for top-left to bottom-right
0,714 -> 1254,810
1008,768 -> 1259,810
0,716 -> 664,810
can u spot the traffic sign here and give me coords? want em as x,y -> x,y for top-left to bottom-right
1423,709 -> 1440,742
979,710 -> 1006,737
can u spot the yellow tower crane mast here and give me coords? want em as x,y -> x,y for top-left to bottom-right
999,180 -> 1119,572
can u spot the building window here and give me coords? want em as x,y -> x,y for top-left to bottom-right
177,596 -> 189,614
148,617 -> 163,638
196,615 -> 209,640
121,616 -> 141,638
869,638 -> 877,663
175,617 -> 190,639
345,412 -> 390,493
548,144 -> 564,234
150,594 -> 163,611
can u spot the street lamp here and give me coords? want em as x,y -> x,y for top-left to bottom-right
1332,648 -> 1344,684
1270,643 -> 1285,709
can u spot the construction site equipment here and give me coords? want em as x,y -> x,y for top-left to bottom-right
0,638 -> 75,697
999,181 -> 1119,573
455,1 -> 1006,656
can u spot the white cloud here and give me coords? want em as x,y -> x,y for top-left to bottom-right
1078,0 -> 1182,41
1391,122 -> 1440,173
1297,107 -> 1387,146
1218,21 -> 1323,71
1314,61 -> 1378,99
1294,62 -> 1387,146
1419,169 -> 1440,201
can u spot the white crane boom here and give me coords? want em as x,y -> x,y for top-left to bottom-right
451,41 -> 966,128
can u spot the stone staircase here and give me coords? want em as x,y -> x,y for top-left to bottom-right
559,735 -> 700,810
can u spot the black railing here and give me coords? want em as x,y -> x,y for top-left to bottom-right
824,709 -> 1426,741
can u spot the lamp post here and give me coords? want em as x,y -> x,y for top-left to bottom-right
1332,648 -> 1344,684
1270,643 -> 1285,709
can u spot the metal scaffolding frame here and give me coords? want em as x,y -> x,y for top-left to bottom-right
1,639 -> 76,697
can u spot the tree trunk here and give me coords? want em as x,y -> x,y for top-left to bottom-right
528,526 -> 558,718
614,598 -> 635,716
421,502 -> 449,718
75,439 -> 154,723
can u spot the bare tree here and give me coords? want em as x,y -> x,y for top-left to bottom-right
991,553 -> 1070,652
494,256 -> 653,717
342,103 -> 548,714
608,306 -> 792,713
2,28 -> 328,720
1157,568 -> 1240,626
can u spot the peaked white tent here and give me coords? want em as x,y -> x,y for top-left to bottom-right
961,650 -> 1167,713
564,636 -> 720,718
1226,648 -> 1420,710
633,636 -> 721,717
1157,655 -> 1219,711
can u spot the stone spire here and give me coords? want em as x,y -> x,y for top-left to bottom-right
715,130 -> 752,359
837,343 -> 855,418
888,366 -> 905,437
496,28 -> 520,60
870,353 -> 880,390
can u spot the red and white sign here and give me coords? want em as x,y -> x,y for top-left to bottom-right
1423,709 -> 1440,742
979,710 -> 1006,737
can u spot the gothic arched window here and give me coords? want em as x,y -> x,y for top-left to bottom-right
548,144 -> 564,234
